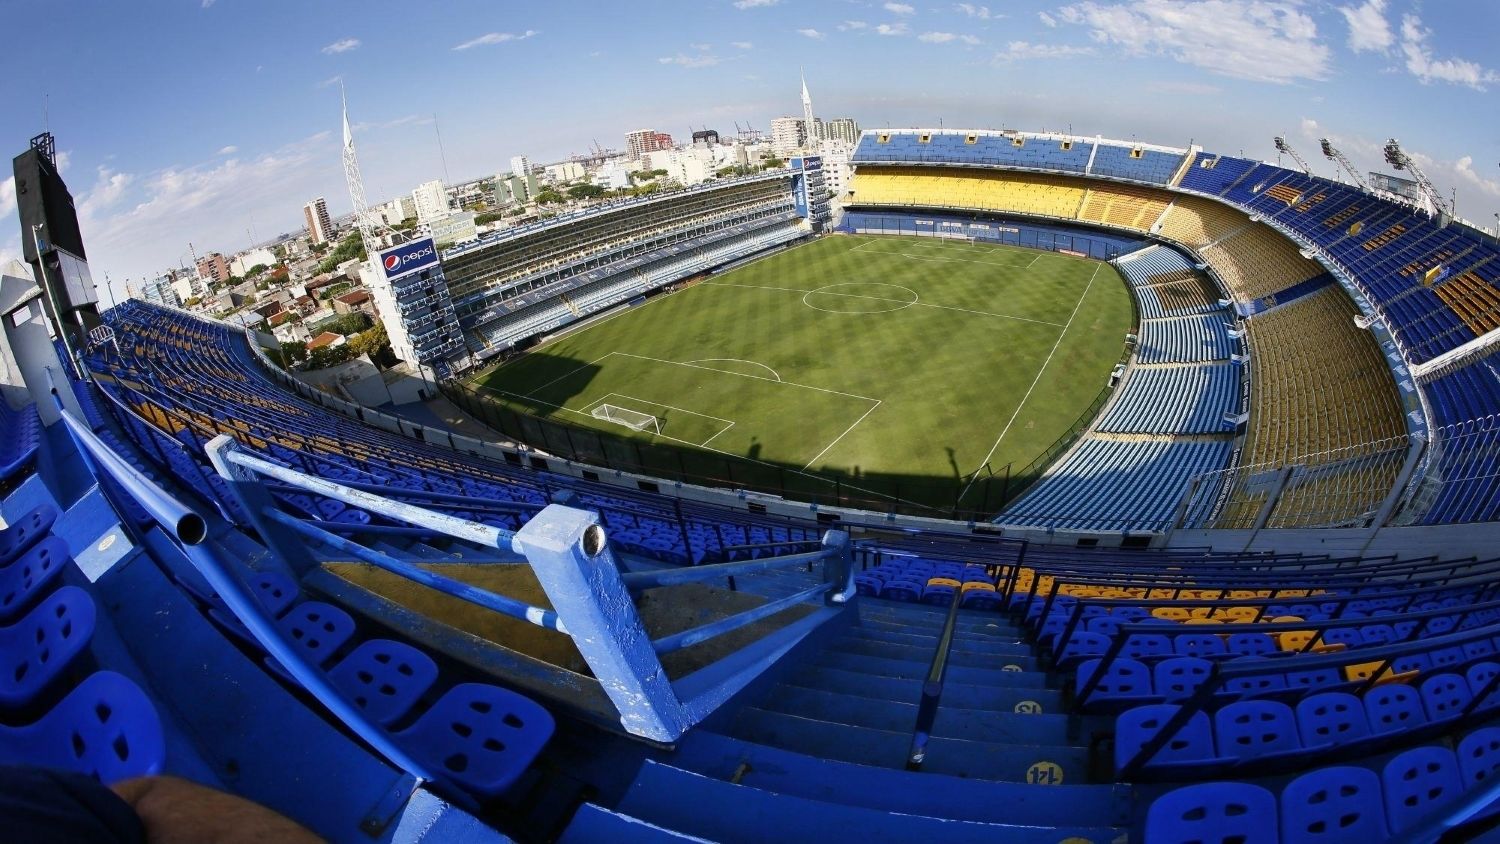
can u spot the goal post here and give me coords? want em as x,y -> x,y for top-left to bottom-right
591,403 -> 661,435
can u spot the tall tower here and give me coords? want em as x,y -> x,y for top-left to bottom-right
340,85 -> 381,259
800,68 -> 818,147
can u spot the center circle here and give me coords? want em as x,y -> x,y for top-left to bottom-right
802,282 -> 919,314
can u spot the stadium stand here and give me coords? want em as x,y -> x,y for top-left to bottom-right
1135,314 -> 1236,364
849,166 -> 1090,220
1096,364 -> 1238,435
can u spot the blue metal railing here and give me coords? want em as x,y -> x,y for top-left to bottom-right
49,392 -> 450,796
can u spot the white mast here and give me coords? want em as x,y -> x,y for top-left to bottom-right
800,67 -> 818,148
340,83 -> 382,258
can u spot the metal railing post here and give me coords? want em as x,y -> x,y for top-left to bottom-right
820,529 -> 855,605
511,504 -> 688,741
204,435 -> 320,578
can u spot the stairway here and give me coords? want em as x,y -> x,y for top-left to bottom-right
561,594 -> 1130,842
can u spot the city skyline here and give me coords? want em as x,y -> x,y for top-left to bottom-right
1,0 -> 1496,291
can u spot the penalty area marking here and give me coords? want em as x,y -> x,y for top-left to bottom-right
685,358 -> 783,382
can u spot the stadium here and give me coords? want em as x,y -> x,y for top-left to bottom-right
3,50 -> 1500,844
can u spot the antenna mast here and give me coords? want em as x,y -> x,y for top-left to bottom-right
341,84 -> 384,259
1318,138 -> 1369,191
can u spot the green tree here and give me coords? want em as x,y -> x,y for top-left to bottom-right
305,344 -> 355,370
475,211 -> 506,225
246,263 -> 268,278
349,323 -> 396,368
279,340 -> 307,366
534,188 -> 565,204
763,157 -> 784,169
566,183 -> 605,201
317,232 -> 367,274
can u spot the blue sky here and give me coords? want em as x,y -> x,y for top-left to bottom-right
1,0 -> 1496,290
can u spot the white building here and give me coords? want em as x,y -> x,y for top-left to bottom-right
770,117 -> 805,157
229,247 -> 278,278
411,180 -> 450,224
417,212 -> 479,248
544,161 -> 585,182
818,139 -> 855,200
302,197 -> 333,246
824,118 -> 860,145
509,155 -> 531,179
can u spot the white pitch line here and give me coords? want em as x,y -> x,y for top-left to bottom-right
699,421 -> 735,447
705,281 -> 1064,327
530,352 -> 617,394
802,400 -> 881,471
610,351 -> 881,404
686,358 -> 783,382
957,262 -> 1105,504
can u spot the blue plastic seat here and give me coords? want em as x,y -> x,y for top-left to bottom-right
1364,684 -> 1428,736
1457,727 -> 1500,789
1123,633 -> 1175,660
1114,704 -> 1226,775
0,670 -> 164,783
880,578 -> 922,603
1286,667 -> 1343,691
0,504 -> 58,565
1076,658 -> 1160,712
1281,766 -> 1387,842
1226,632 -> 1276,658
1419,672 -> 1473,723
1174,633 -> 1228,660
1467,662 -> 1500,713
919,582 -> 956,607
334,508 -> 372,526
1085,615 -> 1124,637
853,574 -> 883,597
1382,745 -> 1463,834
1296,693 -> 1372,749
1145,782 -> 1275,844
0,586 -> 97,708
1154,657 -> 1213,702
328,639 -> 439,728
396,683 -> 555,798
1215,699 -> 1309,762
958,588 -> 1002,611
1056,631 -> 1110,668
0,536 -> 71,623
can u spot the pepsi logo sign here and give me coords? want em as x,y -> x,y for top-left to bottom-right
383,254 -> 402,271
378,238 -> 439,279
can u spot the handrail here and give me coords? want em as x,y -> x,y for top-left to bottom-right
49,392 -> 448,796
218,448 -> 513,549
621,549 -> 834,590
907,586 -> 963,770
265,508 -> 563,632
652,582 -> 828,654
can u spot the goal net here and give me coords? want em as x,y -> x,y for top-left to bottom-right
591,403 -> 661,435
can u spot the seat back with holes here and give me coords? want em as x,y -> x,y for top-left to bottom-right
1419,672 -> 1473,723
1382,745 -> 1463,834
1226,632 -> 1276,658
1122,633 -> 1174,660
275,601 -> 356,667
1174,633 -> 1228,659
0,536 -> 71,624
1468,662 -> 1500,713
1215,699 -> 1304,760
0,504 -> 58,566
396,682 -> 555,797
0,585 -> 97,708
1154,657 -> 1213,702
1146,782 -> 1276,844
1114,704 -> 1221,773
1458,727 -> 1500,789
1364,684 -> 1428,735
328,639 -> 438,727
1296,693 -> 1372,749
0,670 -> 164,783
1281,766 -> 1387,842
1056,631 -> 1110,667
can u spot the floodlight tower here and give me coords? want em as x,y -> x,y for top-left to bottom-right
1273,136 -> 1313,176
1383,138 -> 1450,217
1319,138 -> 1369,191
340,84 -> 384,259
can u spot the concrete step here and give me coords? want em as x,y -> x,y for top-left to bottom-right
814,651 -> 1048,689
759,685 -> 1079,747
782,664 -> 1066,713
832,636 -> 1038,672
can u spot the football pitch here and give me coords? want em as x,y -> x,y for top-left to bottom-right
469,234 -> 1133,515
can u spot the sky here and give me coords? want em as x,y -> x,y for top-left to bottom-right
0,0 -> 1496,298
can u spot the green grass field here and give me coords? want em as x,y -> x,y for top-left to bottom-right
469,234 -> 1133,515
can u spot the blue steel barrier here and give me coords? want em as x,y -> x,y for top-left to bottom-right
204,434 -> 854,741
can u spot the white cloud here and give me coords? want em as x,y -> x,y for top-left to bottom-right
317,75 -> 342,89
876,22 -> 910,36
320,38 -> 360,55
919,32 -> 981,45
201,0 -> 215,7
1451,155 -> 1500,201
1337,0 -> 1392,53
659,52 -> 721,67
452,30 -> 537,51
733,0 -> 778,7
797,28 -> 826,40
884,2 -> 915,14
0,175 -> 15,218
839,20 -> 868,31
956,4 -> 991,19
1056,0 -> 1331,84
1399,14 -> 1498,91
995,40 -> 1095,61
1038,11 -> 1058,27
691,42 -> 712,52
216,145 -> 238,156
1148,80 -> 1223,95
731,41 -> 753,49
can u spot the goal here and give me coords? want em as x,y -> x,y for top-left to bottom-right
591,403 -> 661,435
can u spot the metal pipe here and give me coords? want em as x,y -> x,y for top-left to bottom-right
652,582 -> 826,654
222,448 -> 511,550
907,586 -> 963,769
264,509 -> 565,632
621,549 -> 832,590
